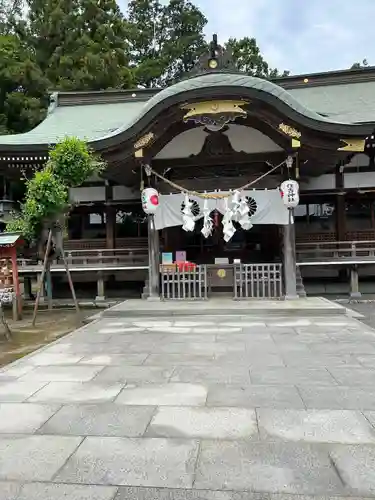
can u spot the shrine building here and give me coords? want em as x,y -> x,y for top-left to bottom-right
0,38 -> 375,300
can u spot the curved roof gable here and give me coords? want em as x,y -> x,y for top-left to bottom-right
0,72 -> 374,149
107,73 -> 340,138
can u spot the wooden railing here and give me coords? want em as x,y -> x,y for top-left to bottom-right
296,232 -> 337,243
296,240 -> 375,262
64,238 -> 148,251
17,247 -> 149,271
296,231 -> 375,243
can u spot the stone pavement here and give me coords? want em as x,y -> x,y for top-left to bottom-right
2,313 -> 375,498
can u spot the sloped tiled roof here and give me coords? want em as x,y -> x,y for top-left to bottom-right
1,71 -> 375,148
289,81 -> 375,123
0,101 -> 146,146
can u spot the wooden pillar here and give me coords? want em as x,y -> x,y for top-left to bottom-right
335,196 -> 346,241
283,209 -> 298,299
105,182 -> 115,249
335,164 -> 346,241
11,248 -> 22,319
147,215 -> 160,299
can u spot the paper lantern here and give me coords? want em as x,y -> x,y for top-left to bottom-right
280,180 -> 299,208
141,188 -> 159,214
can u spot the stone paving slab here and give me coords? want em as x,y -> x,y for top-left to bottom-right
28,381 -> 124,404
194,441 -> 344,494
0,403 -> 60,434
0,364 -> 36,378
54,436 -> 199,488
147,407 -> 258,440
171,366 -> 251,385
25,352 -> 85,366
298,385 -> 375,410
114,487 -> 267,499
94,366 -> 174,384
20,365 -> 105,382
38,404 -> 156,437
16,483 -> 118,500
0,481 -> 21,500
1,312 -> 375,496
0,381 -> 49,402
249,367 -> 337,385
257,409 -> 375,444
206,384 -> 305,409
330,444 -> 375,495
113,488 -> 374,500
115,383 -> 207,406
328,367 -> 375,386
0,434 -> 83,481
79,353 -> 149,365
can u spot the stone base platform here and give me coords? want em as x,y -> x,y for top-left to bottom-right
102,297 -> 347,318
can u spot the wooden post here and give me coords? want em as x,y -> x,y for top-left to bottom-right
10,246 -> 22,319
32,229 -> 52,326
335,164 -> 346,241
105,182 -> 115,250
56,239 -> 81,320
0,304 -> 11,340
45,262 -> 53,310
283,209 -> 298,299
147,215 -> 160,299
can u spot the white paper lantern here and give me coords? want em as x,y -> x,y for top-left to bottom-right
141,187 -> 159,214
280,180 -> 299,208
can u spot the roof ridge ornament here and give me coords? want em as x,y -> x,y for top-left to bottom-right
47,92 -> 58,115
183,34 -> 238,80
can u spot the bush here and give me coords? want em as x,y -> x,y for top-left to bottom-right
48,136 -> 105,187
5,137 -> 105,240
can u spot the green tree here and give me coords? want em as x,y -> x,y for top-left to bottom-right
225,37 -> 289,78
6,137 -> 104,240
0,34 -> 48,134
0,0 -> 23,34
127,0 -> 207,87
21,0 -> 133,90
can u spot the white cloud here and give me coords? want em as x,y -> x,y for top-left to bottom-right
120,0 -> 375,74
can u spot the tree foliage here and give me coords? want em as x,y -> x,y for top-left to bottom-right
0,0 -> 289,135
127,0 -> 207,87
6,137 -> 104,240
226,37 -> 289,78
22,0 -> 133,90
0,0 -> 23,35
48,136 -> 104,187
0,34 -> 48,134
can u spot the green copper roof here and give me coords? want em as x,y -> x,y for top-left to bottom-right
290,81 -> 375,123
108,73 -> 340,136
0,101 -> 145,146
1,72 -> 375,148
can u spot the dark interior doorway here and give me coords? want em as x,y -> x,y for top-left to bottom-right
162,214 -> 282,264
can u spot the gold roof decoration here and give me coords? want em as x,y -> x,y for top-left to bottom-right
181,100 -> 248,130
134,132 -> 155,150
279,123 -> 302,139
338,138 -> 365,152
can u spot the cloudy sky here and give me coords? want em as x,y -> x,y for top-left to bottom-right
120,0 -> 374,75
